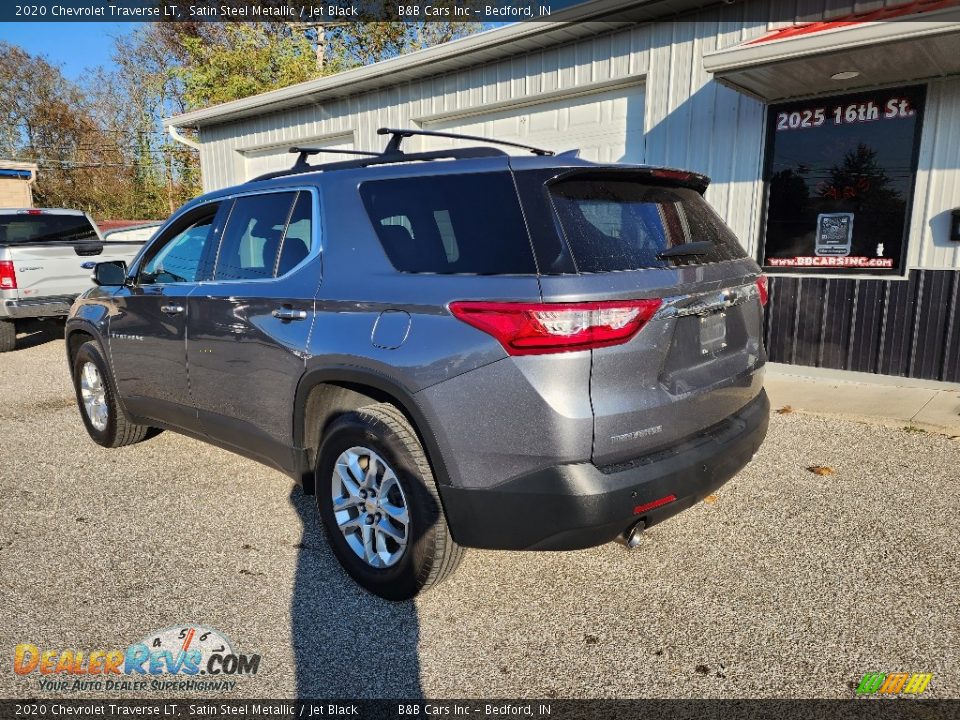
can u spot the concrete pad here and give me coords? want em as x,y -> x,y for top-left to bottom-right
764,362 -> 960,437
914,389 -> 960,433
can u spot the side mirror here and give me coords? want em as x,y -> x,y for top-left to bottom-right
92,261 -> 128,287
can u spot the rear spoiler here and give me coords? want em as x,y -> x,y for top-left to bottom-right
542,166 -> 711,194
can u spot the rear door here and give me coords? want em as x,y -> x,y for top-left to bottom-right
520,169 -> 766,467
186,188 -> 319,463
0,210 -> 106,301
109,203 -> 223,432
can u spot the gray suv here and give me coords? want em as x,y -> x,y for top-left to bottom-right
66,129 -> 769,600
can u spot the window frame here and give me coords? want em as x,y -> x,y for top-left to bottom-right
757,83 -> 927,280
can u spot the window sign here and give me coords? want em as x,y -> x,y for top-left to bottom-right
761,85 -> 925,274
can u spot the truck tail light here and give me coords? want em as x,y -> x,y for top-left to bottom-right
449,298 -> 662,355
756,274 -> 769,306
0,261 -> 16,290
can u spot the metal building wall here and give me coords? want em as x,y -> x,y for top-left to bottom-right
196,2 -> 772,252
766,270 -> 960,382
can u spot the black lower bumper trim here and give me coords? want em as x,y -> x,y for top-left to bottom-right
439,390 -> 770,551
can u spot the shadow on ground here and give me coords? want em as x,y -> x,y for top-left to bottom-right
289,486 -> 424,698
14,319 -> 64,351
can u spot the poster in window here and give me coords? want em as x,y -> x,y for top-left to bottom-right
761,85 -> 925,274
815,213 -> 853,257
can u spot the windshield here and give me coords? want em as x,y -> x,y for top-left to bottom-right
0,214 -> 98,244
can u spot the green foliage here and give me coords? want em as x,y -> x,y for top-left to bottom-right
0,20 -> 477,219
173,24 -> 318,109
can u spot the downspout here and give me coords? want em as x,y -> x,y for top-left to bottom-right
167,124 -> 200,150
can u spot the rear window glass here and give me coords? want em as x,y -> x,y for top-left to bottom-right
548,177 -> 746,272
360,173 -> 536,274
0,214 -> 97,244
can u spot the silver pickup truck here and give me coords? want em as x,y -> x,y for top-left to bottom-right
0,208 -> 145,352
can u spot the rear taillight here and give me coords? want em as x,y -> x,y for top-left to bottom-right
449,299 -> 663,355
756,275 -> 768,306
0,261 -> 16,290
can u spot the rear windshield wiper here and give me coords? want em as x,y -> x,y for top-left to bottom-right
657,241 -> 714,259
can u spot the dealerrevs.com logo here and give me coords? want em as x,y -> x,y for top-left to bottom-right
13,625 -> 260,692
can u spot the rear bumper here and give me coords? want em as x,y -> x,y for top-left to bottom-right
439,389 -> 770,550
2,295 -> 77,319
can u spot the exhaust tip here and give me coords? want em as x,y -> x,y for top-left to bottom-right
621,520 -> 646,549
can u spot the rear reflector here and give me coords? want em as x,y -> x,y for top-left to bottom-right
449,298 -> 663,355
756,275 -> 769,306
633,494 -> 677,516
0,261 -> 16,290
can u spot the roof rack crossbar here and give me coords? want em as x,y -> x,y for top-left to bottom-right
249,146 -> 507,183
289,146 -> 381,170
376,127 -> 554,156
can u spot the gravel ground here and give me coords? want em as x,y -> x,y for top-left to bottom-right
0,322 -> 958,700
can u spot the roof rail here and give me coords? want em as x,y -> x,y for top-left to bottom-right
247,126 -> 547,183
249,146 -> 507,182
377,127 -> 554,156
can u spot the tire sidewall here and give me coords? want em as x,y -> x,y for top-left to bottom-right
0,320 -> 15,352
315,412 -> 436,600
72,341 -> 120,447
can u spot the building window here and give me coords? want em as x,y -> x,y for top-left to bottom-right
760,85 -> 925,275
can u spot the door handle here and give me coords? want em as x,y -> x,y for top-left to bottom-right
272,306 -> 307,321
160,304 -> 184,315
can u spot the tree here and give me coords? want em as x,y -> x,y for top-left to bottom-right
172,24 -> 318,109
0,18 -> 478,218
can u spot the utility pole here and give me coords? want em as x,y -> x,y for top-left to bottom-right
293,21 -> 349,72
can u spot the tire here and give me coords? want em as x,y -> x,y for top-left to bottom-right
0,320 -> 15,352
315,402 -> 464,601
72,341 -> 150,448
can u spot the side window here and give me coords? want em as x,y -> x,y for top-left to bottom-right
359,173 -> 537,275
277,191 -> 313,276
139,210 -> 218,285
214,192 -> 297,281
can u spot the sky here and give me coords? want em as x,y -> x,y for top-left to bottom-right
0,22 -> 136,80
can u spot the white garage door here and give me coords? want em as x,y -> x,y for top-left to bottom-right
242,134 -> 355,179
421,84 -> 645,163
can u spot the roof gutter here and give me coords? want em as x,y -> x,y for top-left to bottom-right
167,124 -> 200,151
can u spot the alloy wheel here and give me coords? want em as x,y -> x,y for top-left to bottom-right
331,446 -> 410,568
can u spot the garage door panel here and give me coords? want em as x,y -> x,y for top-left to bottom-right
422,84 -> 645,164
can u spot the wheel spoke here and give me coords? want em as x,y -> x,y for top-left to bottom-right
332,494 -> 361,512
360,524 -> 377,565
379,500 -> 408,526
337,514 -> 362,534
335,464 -> 362,499
376,517 -> 406,544
347,452 -> 367,487
364,455 -> 381,489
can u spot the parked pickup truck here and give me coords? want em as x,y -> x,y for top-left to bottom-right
0,208 -> 145,352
